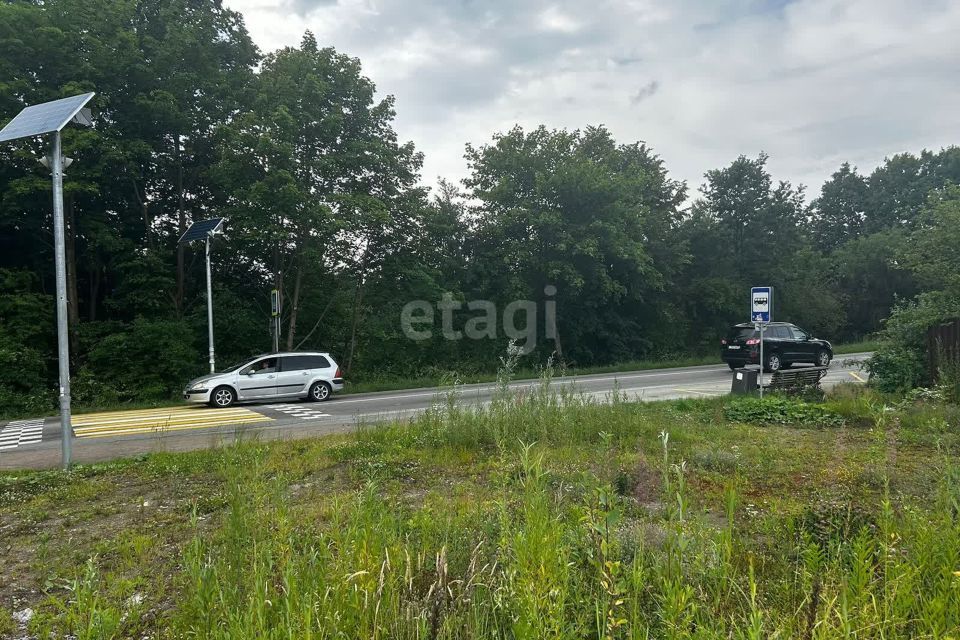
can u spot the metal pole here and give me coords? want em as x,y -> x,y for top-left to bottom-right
205,236 -> 215,373
51,132 -> 72,469
758,322 -> 764,399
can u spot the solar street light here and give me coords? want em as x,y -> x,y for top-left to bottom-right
179,218 -> 225,373
0,92 -> 96,470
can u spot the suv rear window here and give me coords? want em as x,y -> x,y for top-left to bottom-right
726,327 -> 758,341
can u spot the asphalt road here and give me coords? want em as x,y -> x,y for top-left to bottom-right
0,354 -> 870,470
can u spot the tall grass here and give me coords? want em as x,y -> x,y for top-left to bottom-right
167,370 -> 960,638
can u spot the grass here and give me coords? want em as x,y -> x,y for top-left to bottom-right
834,339 -> 880,355
1,354 -> 957,638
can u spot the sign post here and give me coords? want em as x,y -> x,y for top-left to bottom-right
751,286 -> 773,398
270,289 -> 280,352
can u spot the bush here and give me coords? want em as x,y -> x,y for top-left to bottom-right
82,318 -> 201,402
867,290 -> 960,392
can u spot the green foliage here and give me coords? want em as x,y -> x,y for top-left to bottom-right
0,0 -> 957,410
866,186 -> 960,392
868,290 -> 960,391
0,607 -> 14,637
82,318 -> 200,401
723,395 -> 845,427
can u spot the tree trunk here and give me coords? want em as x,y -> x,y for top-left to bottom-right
65,194 -> 80,360
345,273 -> 366,375
131,177 -> 152,246
273,240 -> 284,351
174,134 -> 186,316
88,266 -> 100,322
285,258 -> 303,350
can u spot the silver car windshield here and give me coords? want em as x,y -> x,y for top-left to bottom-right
218,358 -> 256,374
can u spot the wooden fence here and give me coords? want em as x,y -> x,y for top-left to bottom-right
927,317 -> 960,383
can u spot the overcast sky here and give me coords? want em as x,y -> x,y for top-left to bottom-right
223,0 -> 960,198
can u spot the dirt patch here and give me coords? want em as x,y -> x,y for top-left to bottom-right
0,470 -> 222,618
630,457 -> 663,507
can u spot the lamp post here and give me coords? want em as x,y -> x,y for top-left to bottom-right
0,93 -> 96,470
179,218 -> 225,373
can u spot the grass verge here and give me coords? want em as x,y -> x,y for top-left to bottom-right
1,367 -> 957,638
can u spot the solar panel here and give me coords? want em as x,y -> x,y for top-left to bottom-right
179,217 -> 225,244
0,93 -> 96,143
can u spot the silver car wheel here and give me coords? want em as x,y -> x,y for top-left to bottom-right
766,354 -> 781,371
311,382 -> 330,401
817,350 -> 831,367
214,388 -> 233,407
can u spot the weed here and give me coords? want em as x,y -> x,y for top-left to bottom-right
724,395 -> 846,427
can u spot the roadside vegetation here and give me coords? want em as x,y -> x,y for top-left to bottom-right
2,363 -> 958,638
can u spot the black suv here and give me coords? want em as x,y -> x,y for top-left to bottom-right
721,322 -> 832,372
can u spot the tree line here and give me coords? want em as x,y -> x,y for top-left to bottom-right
1,0 -> 958,413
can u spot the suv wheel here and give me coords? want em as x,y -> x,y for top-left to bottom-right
309,381 -> 331,402
816,350 -> 832,367
763,353 -> 782,373
210,386 -> 235,408
727,361 -> 739,371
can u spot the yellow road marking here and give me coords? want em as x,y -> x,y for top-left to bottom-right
73,409 -> 259,427
74,415 -> 269,434
76,419 -> 269,439
72,406 -> 270,438
848,372 -> 866,383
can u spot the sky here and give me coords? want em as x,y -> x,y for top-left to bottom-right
222,0 -> 960,198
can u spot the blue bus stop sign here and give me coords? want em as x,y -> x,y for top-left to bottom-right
751,286 -> 772,323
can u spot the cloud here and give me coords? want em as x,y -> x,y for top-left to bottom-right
223,0 -> 960,195
630,80 -> 660,105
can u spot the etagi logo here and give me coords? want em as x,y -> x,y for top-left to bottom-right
400,286 -> 558,354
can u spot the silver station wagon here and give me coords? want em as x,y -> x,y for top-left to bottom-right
183,352 -> 344,408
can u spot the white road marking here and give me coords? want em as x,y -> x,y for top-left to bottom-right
0,418 -> 44,450
264,404 -> 331,420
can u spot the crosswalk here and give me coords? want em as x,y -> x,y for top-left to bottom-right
71,406 -> 271,439
264,403 -> 331,420
0,418 -> 44,450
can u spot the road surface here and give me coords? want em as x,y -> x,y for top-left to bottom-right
0,354 -> 870,470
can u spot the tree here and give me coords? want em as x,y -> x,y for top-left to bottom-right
212,33 -> 424,369
465,125 -> 686,363
810,162 -> 867,251
679,154 -> 806,345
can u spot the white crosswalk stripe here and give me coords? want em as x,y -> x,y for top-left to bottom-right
0,418 -> 44,450
264,403 -> 330,420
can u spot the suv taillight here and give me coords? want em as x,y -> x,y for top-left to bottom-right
746,338 -> 760,345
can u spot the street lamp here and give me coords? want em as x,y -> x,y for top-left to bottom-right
179,218 -> 225,373
0,92 -> 96,470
